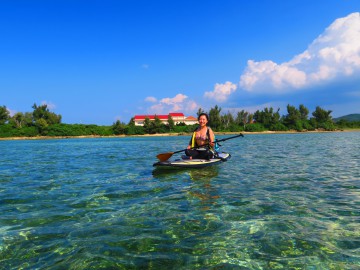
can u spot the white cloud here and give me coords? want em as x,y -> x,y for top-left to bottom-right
185,100 -> 198,111
240,60 -> 307,91
160,93 -> 188,105
145,96 -> 157,102
7,107 -> 17,117
148,93 -> 199,115
204,81 -> 237,102
240,12 -> 360,93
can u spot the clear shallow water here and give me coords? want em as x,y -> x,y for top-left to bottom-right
1,133 -> 359,269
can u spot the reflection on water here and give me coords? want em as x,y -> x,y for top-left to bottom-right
187,167 -> 221,211
152,165 -> 219,180
153,166 -> 221,211
1,133 -> 360,269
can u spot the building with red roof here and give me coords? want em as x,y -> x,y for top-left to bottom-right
134,113 -> 197,126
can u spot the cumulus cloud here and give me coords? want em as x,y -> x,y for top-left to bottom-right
204,81 -> 237,102
160,93 -> 188,105
240,12 -> 360,93
145,96 -> 157,102
185,100 -> 199,111
148,93 -> 199,115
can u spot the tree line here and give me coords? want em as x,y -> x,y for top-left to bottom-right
0,103 -> 359,138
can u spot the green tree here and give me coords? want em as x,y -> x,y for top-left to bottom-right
310,106 -> 335,130
299,104 -> 309,121
124,125 -> 144,135
9,112 -> 33,129
196,108 -> 205,117
209,105 -> 222,131
151,115 -> 164,134
128,117 -> 135,126
35,118 -> 49,135
167,115 -> 174,131
23,112 -> 33,127
32,103 -> 61,125
32,103 -> 47,121
47,111 -> 62,125
248,113 -> 254,124
112,120 -> 126,135
312,106 -> 332,122
221,111 -> 235,130
245,123 -> 266,132
10,112 -> 25,128
143,117 -> 151,134
236,110 -> 249,129
253,107 -> 280,130
283,104 -> 301,130
0,105 -> 10,124
336,119 -> 360,129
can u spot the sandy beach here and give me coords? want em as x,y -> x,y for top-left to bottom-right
1,129 -> 359,141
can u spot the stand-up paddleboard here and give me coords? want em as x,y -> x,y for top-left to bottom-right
153,152 -> 231,169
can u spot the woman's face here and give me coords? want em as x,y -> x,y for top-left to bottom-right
198,115 -> 208,127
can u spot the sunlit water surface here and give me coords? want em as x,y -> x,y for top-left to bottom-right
1,132 -> 359,269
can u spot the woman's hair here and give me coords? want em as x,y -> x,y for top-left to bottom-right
198,113 -> 209,121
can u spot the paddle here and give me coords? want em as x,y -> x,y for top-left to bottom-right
156,133 -> 244,162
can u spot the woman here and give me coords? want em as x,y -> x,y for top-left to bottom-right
185,113 -> 216,160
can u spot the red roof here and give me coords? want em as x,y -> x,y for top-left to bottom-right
169,112 -> 184,117
185,116 -> 197,120
134,115 -> 168,120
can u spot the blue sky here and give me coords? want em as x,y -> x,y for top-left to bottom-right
1,0 -> 359,125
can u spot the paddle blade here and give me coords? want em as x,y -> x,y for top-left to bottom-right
156,152 -> 174,162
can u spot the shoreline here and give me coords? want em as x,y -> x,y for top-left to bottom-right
1,129 -> 359,141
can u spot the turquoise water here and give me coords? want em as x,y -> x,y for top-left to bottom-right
1,132 -> 359,269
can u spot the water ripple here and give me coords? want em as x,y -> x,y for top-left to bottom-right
0,133 -> 360,269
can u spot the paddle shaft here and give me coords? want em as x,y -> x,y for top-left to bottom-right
212,133 -> 244,144
172,133 -> 243,153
